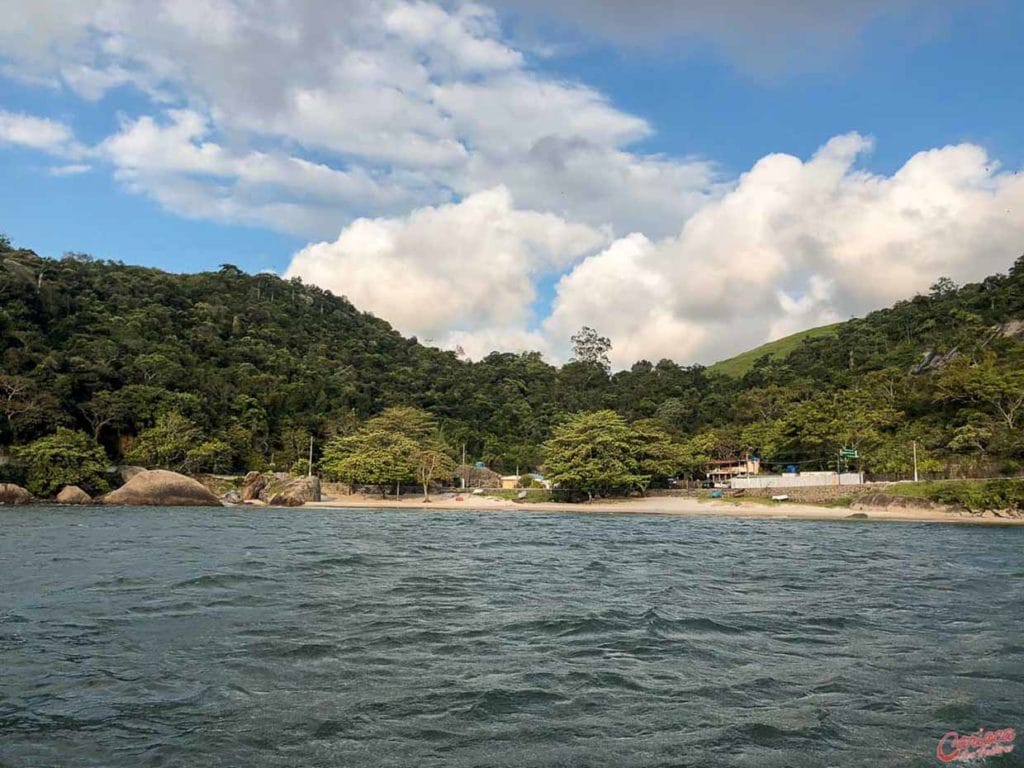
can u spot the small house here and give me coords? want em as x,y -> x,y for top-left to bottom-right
500,475 -> 521,490
705,457 -> 760,487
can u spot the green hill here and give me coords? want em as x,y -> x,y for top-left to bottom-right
708,323 -> 843,378
2,235 -> 1024,483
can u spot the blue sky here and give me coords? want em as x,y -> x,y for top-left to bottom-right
1,1 -> 1022,365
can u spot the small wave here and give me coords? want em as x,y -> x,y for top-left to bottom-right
90,576 -> 151,589
299,554 -> 370,570
172,573 -> 275,589
502,612 -> 631,638
566,670 -> 650,693
648,613 -> 745,635
463,687 -> 568,718
804,615 -> 861,630
728,721 -> 812,748
254,641 -> 337,660
128,601 -> 198,615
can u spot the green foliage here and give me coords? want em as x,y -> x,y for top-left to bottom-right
186,439 -> 235,474
321,406 -> 454,497
484,489 -> 554,503
125,412 -> 204,471
629,419 -> 682,492
3,245 -> 1024,489
542,410 -> 674,498
322,429 -> 418,489
888,478 -> 1024,512
414,446 -> 457,500
708,324 -> 842,378
14,428 -> 109,497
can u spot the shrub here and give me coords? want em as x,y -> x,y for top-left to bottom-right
15,428 -> 110,497
926,479 -> 1024,512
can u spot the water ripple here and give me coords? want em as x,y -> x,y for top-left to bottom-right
1,506 -> 1022,767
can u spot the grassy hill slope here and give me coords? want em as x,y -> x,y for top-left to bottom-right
707,323 -> 843,378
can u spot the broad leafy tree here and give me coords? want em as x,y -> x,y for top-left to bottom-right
15,428 -> 109,497
543,410 -> 643,500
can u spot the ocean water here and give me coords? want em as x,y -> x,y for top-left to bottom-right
1,506 -> 1022,767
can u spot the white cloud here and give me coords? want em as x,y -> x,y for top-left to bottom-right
48,162 -> 91,176
545,134 -> 1024,367
1,2 -> 1022,371
0,0 -> 716,238
98,109 -> 437,236
285,186 -> 608,344
0,108 -> 76,152
384,2 -> 523,74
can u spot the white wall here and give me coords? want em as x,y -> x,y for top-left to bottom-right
732,473 -> 864,489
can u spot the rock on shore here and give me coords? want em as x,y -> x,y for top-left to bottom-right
240,471 -> 268,501
268,477 -> 321,507
0,483 -> 33,505
238,472 -> 320,507
103,470 -> 222,507
56,486 -> 92,504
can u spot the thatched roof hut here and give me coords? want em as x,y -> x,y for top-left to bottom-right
455,464 -> 502,489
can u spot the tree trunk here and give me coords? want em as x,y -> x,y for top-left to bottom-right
422,482 -> 430,502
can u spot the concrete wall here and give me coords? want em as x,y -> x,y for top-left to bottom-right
732,472 -> 864,489
728,482 -> 893,503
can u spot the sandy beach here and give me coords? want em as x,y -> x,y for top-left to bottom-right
305,493 -> 1024,525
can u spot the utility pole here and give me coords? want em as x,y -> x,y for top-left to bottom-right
912,440 -> 919,483
461,444 -> 467,489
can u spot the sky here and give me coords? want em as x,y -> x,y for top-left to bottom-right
1,0 -> 1023,368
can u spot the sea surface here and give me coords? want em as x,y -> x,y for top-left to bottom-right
1,506 -> 1022,767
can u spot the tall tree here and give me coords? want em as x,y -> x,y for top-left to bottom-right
570,326 -> 612,371
543,410 -> 642,500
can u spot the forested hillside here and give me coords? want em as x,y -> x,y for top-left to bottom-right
2,235 -> 1024,484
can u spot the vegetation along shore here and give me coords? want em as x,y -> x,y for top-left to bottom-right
3,236 -> 1024,522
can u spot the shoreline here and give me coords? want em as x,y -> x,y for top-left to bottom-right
303,494 -> 1024,525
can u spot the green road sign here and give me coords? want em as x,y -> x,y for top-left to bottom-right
839,449 -> 859,459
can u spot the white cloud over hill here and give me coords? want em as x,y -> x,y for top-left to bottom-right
0,1 -> 1021,366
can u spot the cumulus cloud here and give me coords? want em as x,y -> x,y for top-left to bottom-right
0,108 -> 78,153
96,109 -> 440,236
1,1 -> 1022,370
544,134 -> 1024,367
285,186 -> 607,344
0,0 -> 716,238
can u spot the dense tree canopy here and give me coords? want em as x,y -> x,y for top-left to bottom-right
15,428 -> 109,497
3,237 -> 1024,491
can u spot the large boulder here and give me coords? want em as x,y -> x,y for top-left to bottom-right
0,483 -> 33,505
240,471 -> 268,501
103,470 -> 222,507
268,476 -> 321,507
56,485 -> 92,504
119,465 -> 147,483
